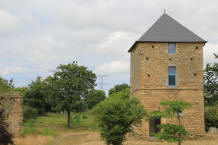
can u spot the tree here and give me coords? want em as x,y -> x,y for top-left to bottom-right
205,103 -> 218,131
23,77 -> 51,117
0,77 -> 14,93
204,53 -> 218,106
93,90 -> 147,145
85,89 -> 106,110
108,83 -> 129,96
149,101 -> 192,145
53,61 -> 96,127
109,88 -> 130,98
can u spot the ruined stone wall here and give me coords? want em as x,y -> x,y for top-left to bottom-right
0,93 -> 23,136
130,42 -> 205,137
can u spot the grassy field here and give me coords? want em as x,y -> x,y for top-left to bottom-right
15,113 -> 218,145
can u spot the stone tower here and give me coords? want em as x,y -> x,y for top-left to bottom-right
129,13 -> 206,138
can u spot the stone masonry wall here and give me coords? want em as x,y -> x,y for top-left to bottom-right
130,42 -> 205,137
0,93 -> 23,136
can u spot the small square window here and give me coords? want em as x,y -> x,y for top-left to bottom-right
168,43 -> 176,54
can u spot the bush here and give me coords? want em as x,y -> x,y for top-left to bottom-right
23,105 -> 38,121
205,104 -> 218,131
93,94 -> 146,145
148,101 -> 191,145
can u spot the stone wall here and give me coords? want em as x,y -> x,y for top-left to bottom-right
0,93 -> 23,136
130,42 -> 205,137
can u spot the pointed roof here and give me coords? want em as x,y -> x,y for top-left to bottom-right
128,13 -> 207,52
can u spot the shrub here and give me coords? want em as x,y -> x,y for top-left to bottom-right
23,105 -> 38,121
93,94 -> 146,145
205,104 -> 218,131
149,101 -> 192,145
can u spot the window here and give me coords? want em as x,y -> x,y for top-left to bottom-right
149,118 -> 161,137
168,66 -> 176,86
168,43 -> 176,54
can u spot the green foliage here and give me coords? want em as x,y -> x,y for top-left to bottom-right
149,101 -> 192,120
160,101 -> 192,118
205,104 -> 218,131
149,101 -> 192,145
85,89 -> 106,110
108,83 -> 129,96
109,88 -> 130,99
22,61 -> 97,124
155,124 -> 189,143
93,91 -> 146,145
0,77 -> 14,93
52,61 -> 96,127
23,77 -> 51,119
13,87 -> 28,96
204,53 -> 218,106
23,105 -> 38,121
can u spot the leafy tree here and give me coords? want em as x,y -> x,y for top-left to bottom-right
44,76 -> 64,113
108,83 -> 129,96
85,89 -> 106,110
23,77 -> 51,116
13,87 -> 28,96
0,77 -> 14,93
149,101 -> 192,145
204,53 -> 218,106
93,90 -> 147,145
205,103 -> 218,131
53,61 -> 96,127
109,88 -> 130,98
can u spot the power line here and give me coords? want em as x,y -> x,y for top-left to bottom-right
97,75 -> 107,90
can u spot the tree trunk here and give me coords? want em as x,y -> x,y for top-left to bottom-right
178,113 -> 181,145
67,110 -> 71,128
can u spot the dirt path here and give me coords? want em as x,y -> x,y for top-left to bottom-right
47,131 -> 104,145
47,131 -> 218,145
16,131 -> 218,145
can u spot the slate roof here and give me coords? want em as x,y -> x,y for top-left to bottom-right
128,13 -> 207,52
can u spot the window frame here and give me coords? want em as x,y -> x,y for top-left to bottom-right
168,43 -> 176,54
168,66 -> 176,87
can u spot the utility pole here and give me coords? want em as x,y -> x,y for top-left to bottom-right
98,75 -> 107,90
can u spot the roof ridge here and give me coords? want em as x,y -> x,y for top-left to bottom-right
129,13 -> 207,52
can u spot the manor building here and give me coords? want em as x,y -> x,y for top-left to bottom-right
129,13 -> 206,137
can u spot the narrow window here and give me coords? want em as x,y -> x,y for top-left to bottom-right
168,66 -> 176,87
168,43 -> 176,54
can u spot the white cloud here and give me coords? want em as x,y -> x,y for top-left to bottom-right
0,0 -> 217,90
0,65 -> 27,76
0,10 -> 20,35
96,31 -> 137,55
204,43 -> 218,66
95,60 -> 129,74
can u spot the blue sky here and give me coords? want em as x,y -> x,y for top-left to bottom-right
0,0 -> 217,94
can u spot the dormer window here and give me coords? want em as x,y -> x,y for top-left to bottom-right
168,43 -> 176,54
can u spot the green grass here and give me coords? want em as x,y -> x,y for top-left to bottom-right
22,112 -> 98,137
